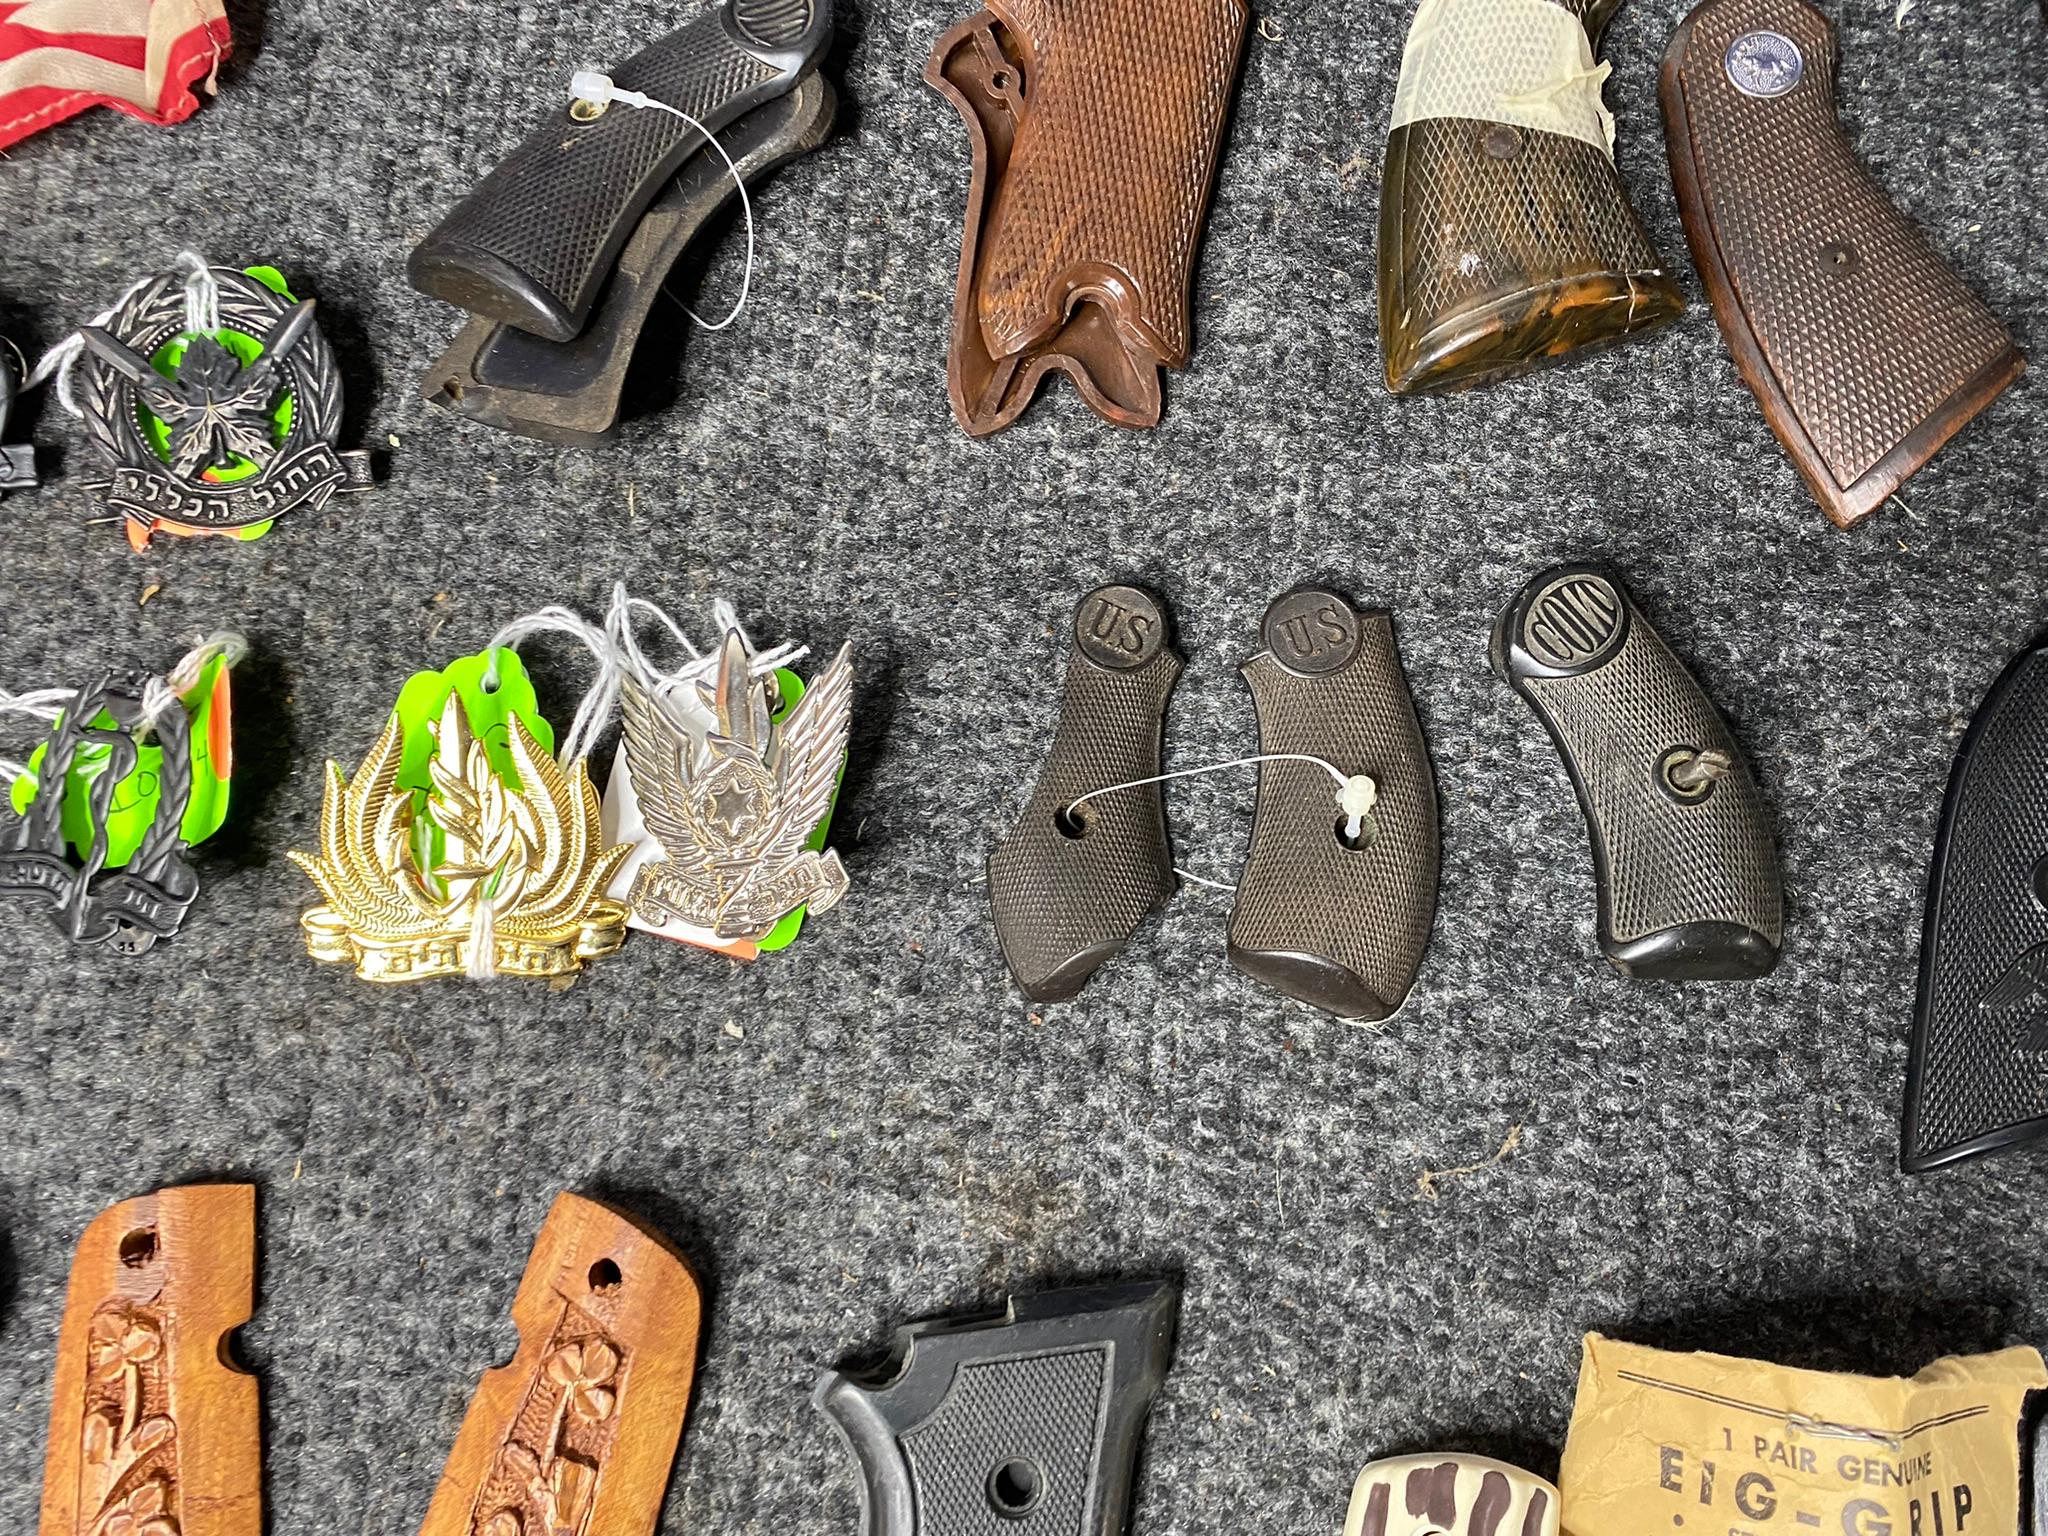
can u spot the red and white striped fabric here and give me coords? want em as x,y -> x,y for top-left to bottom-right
0,0 -> 230,151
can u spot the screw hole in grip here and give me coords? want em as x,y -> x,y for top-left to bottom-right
1054,802 -> 1092,840
986,1458 -> 1044,1518
588,1258 -> 622,1293
119,1228 -> 159,1268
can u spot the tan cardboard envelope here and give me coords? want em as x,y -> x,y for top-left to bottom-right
1558,1334 -> 2045,1536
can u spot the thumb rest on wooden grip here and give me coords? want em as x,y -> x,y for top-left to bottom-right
39,1185 -> 260,1536
416,1192 -> 703,1536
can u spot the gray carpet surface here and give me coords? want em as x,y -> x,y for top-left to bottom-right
1,0 -> 2045,1528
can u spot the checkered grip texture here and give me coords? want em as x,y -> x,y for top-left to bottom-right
972,0 -> 1248,365
1379,0 -> 1668,370
1907,650 -> 2048,1167
412,0 -> 811,339
1664,0 -> 2016,493
1381,113 -> 1667,345
987,639 -> 1180,1001
1229,614 -> 1439,1018
900,1346 -> 1110,1535
1522,605 -> 1781,950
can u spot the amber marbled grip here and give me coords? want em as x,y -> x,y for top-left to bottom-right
1378,0 -> 1683,394
1661,0 -> 2023,529
39,1186 -> 260,1536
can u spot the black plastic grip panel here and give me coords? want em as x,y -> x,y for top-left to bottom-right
1492,564 -> 1782,980
407,0 -> 830,342
813,1281 -> 1177,1536
422,73 -> 838,445
1903,637 -> 2048,1173
1229,589 -> 1439,1021
986,586 -> 1181,1003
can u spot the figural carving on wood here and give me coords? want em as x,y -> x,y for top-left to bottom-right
417,1192 -> 703,1536
38,1185 -> 260,1536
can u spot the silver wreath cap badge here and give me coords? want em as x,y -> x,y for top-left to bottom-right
74,263 -> 370,550
622,632 -> 852,944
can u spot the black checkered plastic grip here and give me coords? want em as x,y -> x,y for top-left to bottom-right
1904,641 -> 2048,1172
408,0 -> 827,342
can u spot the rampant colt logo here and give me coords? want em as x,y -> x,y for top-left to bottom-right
1977,943 -> 2048,1051
1724,31 -> 1804,98
621,633 -> 852,943
74,265 -> 370,550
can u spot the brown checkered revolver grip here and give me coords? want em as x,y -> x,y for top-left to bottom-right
1378,0 -> 1685,394
1661,0 -> 2023,528
926,0 -> 1249,435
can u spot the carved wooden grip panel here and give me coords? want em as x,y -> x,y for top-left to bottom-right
417,1192 -> 703,1536
926,0 -> 1248,435
39,1185 -> 260,1536
1660,0 -> 2022,527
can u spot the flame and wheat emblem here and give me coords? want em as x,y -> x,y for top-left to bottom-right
290,695 -> 629,982
625,634 -> 852,942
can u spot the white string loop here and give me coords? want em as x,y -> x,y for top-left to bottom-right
0,684 -> 77,787
606,583 -> 806,724
481,608 -> 620,766
567,73 -> 756,331
26,249 -> 218,418
1066,751 -> 1384,874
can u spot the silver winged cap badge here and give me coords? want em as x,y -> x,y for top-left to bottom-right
620,629 -> 852,945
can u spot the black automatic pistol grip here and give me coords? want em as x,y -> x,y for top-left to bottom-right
1229,589 -> 1439,1020
1903,635 -> 2048,1173
813,1281 -> 1177,1536
408,0 -> 830,342
1492,564 -> 1782,980
986,586 -> 1181,1003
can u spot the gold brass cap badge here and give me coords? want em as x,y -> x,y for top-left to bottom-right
289,694 -> 629,983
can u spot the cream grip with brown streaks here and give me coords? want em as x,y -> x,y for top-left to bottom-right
39,1185 -> 261,1536
415,1192 -> 702,1536
1346,1454 -> 1559,1536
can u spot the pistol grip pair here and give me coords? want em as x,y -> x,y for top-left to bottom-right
1379,0 -> 1684,394
926,0 -> 1249,434
987,584 -> 1440,1019
1494,564 -> 1782,980
407,0 -> 835,442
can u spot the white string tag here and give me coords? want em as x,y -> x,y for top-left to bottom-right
567,72 -> 757,331
1066,753 -> 1382,890
25,250 -> 218,419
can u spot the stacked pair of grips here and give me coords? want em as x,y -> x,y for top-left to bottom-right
406,0 -> 837,445
989,570 -> 1785,1018
1384,0 -> 2022,530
